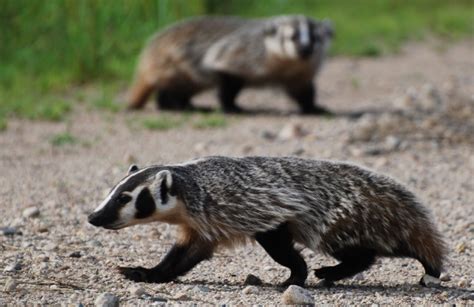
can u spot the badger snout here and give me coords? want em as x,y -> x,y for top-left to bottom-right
298,44 -> 314,59
88,210 -> 117,228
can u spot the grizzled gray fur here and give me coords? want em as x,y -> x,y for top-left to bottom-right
89,156 -> 446,287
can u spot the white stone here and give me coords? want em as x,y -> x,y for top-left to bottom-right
3,262 -> 21,272
94,292 -> 119,307
278,123 -> 308,140
242,285 -> 258,295
421,274 -> 441,287
22,206 -> 40,218
3,277 -> 17,292
439,272 -> 451,282
281,285 -> 314,305
129,285 -> 147,296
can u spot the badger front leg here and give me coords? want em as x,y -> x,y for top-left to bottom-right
118,239 -> 215,283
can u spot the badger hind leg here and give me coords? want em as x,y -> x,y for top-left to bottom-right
314,246 -> 376,284
255,223 -> 308,287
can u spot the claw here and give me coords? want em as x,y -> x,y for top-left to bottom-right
117,266 -> 148,282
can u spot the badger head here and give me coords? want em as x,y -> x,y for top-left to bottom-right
88,165 -> 179,229
264,16 -> 333,60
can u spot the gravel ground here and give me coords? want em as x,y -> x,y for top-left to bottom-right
1,41 -> 473,305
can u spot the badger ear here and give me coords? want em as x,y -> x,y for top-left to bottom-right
127,164 -> 139,175
321,19 -> 334,38
154,170 -> 175,203
264,23 -> 277,36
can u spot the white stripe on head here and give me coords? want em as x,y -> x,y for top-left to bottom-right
299,20 -> 310,46
93,167 -> 152,212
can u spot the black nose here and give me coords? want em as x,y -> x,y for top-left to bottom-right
298,45 -> 313,58
88,211 -> 106,227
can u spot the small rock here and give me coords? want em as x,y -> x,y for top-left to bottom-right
282,285 -> 314,305
3,277 -> 17,292
193,142 -> 208,153
278,123 -> 308,140
0,227 -> 20,236
69,251 -> 82,258
87,240 -> 103,248
4,262 -> 22,272
260,130 -> 276,141
439,272 -> 451,282
384,135 -> 401,151
150,297 -> 167,302
37,254 -> 49,262
94,292 -> 119,307
192,285 -> 209,293
43,242 -> 58,251
173,292 -> 190,301
241,144 -> 253,154
458,278 -> 469,288
421,275 -> 441,287
242,285 -> 258,295
244,274 -> 263,286
129,285 -> 147,297
455,242 -> 466,253
292,147 -> 305,156
22,206 -> 40,218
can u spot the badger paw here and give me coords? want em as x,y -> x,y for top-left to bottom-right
118,266 -> 150,282
314,267 -> 331,279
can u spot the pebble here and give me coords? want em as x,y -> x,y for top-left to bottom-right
4,262 -> 22,272
87,240 -> 103,248
439,272 -> 451,282
3,277 -> 17,292
278,123 -> 308,140
0,226 -> 20,236
455,242 -> 466,253
129,285 -> 147,297
22,206 -> 40,218
242,286 -> 258,295
94,293 -> 119,307
244,274 -> 263,286
281,285 -> 314,305
192,285 -> 210,293
260,130 -> 277,140
173,292 -> 190,301
69,251 -> 82,258
458,278 -> 469,288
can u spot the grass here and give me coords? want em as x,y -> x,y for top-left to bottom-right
50,132 -> 78,146
142,115 -> 186,131
193,113 -> 228,129
0,0 -> 472,125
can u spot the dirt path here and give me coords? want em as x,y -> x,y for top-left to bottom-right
1,41 -> 473,305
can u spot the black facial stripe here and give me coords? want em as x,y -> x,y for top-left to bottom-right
160,178 -> 169,204
135,187 -> 156,219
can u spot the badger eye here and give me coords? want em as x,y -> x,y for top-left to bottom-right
117,194 -> 132,205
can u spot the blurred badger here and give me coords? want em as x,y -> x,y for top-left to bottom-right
126,15 -> 333,114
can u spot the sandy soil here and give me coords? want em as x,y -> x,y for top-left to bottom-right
1,40 -> 473,305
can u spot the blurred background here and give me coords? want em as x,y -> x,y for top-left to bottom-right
0,0 -> 472,128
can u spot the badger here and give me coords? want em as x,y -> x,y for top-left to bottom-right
126,15 -> 333,114
88,156 -> 445,287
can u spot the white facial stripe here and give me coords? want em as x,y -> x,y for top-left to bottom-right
119,185 -> 146,222
299,21 -> 310,46
93,167 -> 153,212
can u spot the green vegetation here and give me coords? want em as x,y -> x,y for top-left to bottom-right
193,113 -> 228,129
50,132 -> 78,146
142,115 -> 186,131
1,0 -> 472,125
